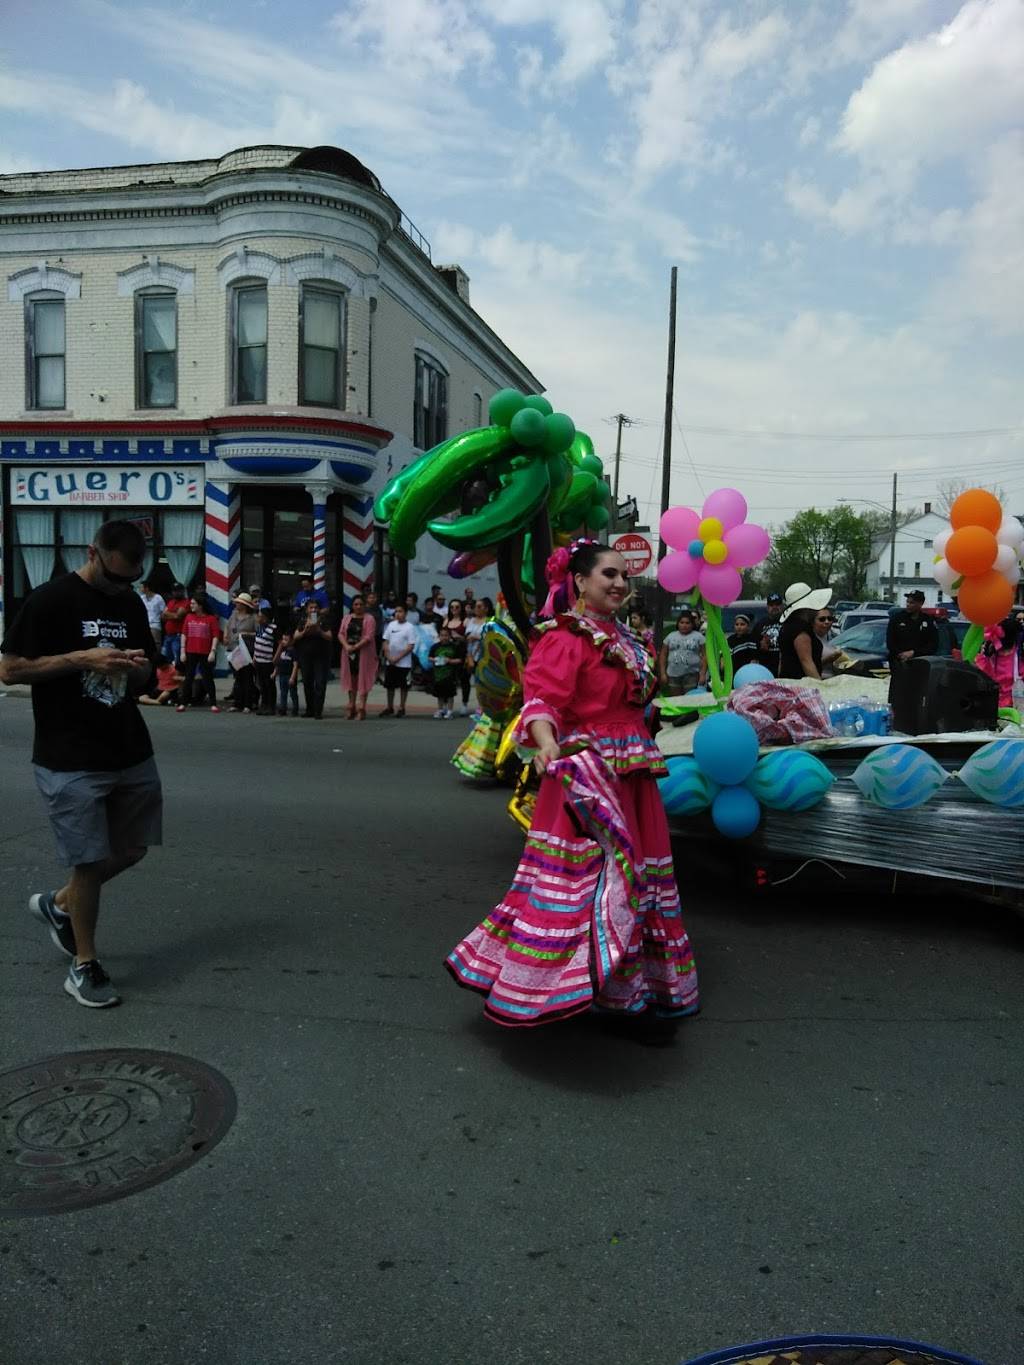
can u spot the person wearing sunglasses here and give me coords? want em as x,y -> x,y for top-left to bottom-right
0,519 -> 163,1008
812,609 -> 842,676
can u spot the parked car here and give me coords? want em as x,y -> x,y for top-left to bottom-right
831,616 -> 969,671
831,600 -> 860,617
835,609 -> 891,633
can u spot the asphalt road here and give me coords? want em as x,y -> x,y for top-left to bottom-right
1,697 -> 1022,1365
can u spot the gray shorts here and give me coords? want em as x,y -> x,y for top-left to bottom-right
33,757 -> 163,867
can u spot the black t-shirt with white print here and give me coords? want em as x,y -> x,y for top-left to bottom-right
2,573 -> 156,772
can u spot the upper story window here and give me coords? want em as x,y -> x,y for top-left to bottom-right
299,285 -> 345,407
414,353 -> 448,449
135,289 -> 177,408
473,391 -> 483,427
231,283 -> 268,403
25,293 -> 66,410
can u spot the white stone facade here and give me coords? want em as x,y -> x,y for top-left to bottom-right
0,145 -> 542,619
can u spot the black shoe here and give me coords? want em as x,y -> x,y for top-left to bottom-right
29,891 -> 76,959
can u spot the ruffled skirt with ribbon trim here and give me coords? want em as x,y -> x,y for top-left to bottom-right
445,749 -> 699,1027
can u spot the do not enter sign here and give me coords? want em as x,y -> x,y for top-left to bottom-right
612,533 -> 654,576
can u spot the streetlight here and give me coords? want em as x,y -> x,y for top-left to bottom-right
839,474 -> 899,602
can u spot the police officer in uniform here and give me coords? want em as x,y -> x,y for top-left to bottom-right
886,589 -> 939,703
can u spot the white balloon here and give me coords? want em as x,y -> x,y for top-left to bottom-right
996,516 -> 1024,550
994,543 -> 1019,578
1001,562 -> 1021,587
933,527 -> 952,557
932,557 -> 960,590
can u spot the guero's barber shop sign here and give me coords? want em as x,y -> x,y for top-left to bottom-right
12,465 -> 203,506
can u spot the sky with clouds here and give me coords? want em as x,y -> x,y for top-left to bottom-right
2,0 -> 1022,531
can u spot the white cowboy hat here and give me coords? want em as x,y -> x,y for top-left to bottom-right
779,581 -> 832,622
232,592 -> 258,609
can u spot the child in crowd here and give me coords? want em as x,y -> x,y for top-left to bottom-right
252,607 -> 279,715
429,624 -> 461,720
273,630 -> 300,717
177,591 -> 221,712
141,658 -> 183,706
974,615 -> 1021,709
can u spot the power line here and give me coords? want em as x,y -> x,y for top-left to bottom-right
675,422 -> 1024,442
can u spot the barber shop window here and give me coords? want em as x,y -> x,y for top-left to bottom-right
299,285 -> 345,407
135,289 -> 177,408
414,353 -> 448,449
25,294 -> 66,410
231,283 -> 268,403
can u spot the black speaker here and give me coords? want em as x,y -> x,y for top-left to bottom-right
890,655 -> 998,735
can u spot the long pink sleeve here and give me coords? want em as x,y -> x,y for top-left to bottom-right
514,629 -> 583,748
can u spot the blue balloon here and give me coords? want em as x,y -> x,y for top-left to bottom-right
711,785 -> 761,838
692,711 -> 760,786
733,662 -> 774,688
688,538 -> 705,558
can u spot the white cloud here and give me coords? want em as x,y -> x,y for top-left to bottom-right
941,133 -> 1024,333
623,9 -> 790,178
830,0 -> 937,65
333,0 -> 494,79
839,0 -> 1024,169
434,221 -> 587,286
797,114 -> 821,146
480,0 -> 621,83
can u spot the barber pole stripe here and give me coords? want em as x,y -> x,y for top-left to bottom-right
312,500 -> 328,592
204,480 -> 240,618
341,494 -> 374,607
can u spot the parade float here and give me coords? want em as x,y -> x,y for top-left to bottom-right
654,487 -> 1024,906
374,404 -> 1023,903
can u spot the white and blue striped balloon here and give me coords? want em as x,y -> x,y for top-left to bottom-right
957,739 -> 1024,807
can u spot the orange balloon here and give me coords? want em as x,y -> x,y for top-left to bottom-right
950,488 -> 1002,532
945,525 -> 997,576
958,569 -> 1015,626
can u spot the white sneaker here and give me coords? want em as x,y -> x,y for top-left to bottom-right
433,708 -> 445,719
442,709 -> 453,719
459,706 -> 469,716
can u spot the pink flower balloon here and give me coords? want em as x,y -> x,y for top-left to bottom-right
724,522 -> 771,568
660,505 -> 701,550
701,487 -> 747,531
699,563 -> 743,606
658,550 -> 700,593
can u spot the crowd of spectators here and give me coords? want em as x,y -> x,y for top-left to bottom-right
137,575 -> 495,720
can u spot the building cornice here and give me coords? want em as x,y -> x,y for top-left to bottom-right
0,414 -> 393,446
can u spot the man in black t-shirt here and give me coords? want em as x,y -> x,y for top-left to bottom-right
0,520 -> 162,1008
753,592 -> 785,676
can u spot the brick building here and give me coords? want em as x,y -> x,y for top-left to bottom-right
0,144 -> 541,628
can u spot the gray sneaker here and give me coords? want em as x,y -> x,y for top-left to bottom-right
29,891 -> 76,959
64,959 -> 121,1008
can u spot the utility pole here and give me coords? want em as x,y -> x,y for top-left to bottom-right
654,266 -> 678,651
609,413 -> 633,507
888,471 -> 898,603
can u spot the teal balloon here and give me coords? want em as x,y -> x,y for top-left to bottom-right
957,739 -> 1024,807
541,412 -> 576,454
522,394 -> 554,416
746,750 -> 834,811
711,785 -> 761,838
510,407 -> 546,447
693,711 -> 760,786
489,388 -> 526,427
851,744 -> 949,810
734,663 -> 774,688
578,452 -> 604,476
587,503 -> 610,529
657,757 -> 719,815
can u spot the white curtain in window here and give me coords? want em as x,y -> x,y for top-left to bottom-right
59,509 -> 105,571
15,510 -> 56,588
143,296 -> 176,351
305,292 -> 340,348
162,509 -> 204,587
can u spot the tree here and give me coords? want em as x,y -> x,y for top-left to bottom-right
936,478 -> 1006,517
760,506 -> 892,600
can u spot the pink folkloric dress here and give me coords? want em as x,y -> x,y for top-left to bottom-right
338,613 -> 378,695
446,612 -> 699,1027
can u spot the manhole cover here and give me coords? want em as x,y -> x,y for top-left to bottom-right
1,1049 -> 235,1217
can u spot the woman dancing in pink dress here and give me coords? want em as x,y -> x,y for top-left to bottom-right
446,541 -> 699,1041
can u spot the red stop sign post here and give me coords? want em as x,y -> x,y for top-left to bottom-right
612,533 -> 654,576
